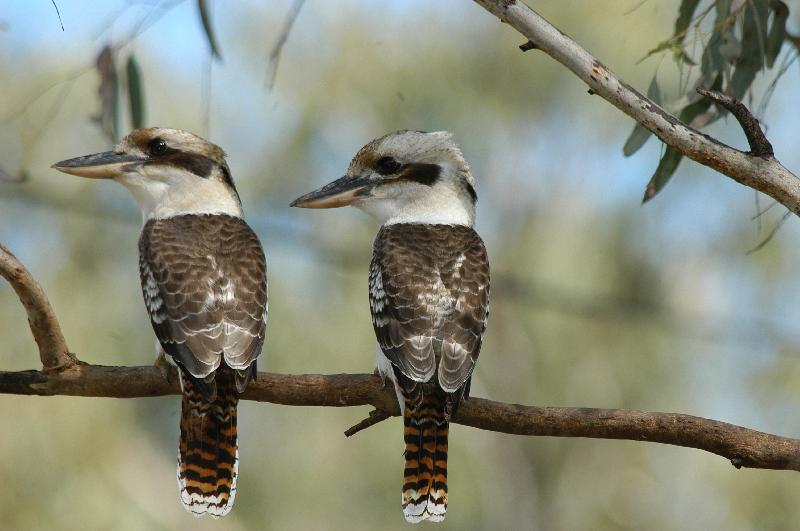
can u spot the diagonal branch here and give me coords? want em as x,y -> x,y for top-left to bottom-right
0,364 -> 799,472
472,0 -> 800,215
0,243 -> 75,370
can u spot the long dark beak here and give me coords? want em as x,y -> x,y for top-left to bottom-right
51,151 -> 146,179
290,175 -> 373,209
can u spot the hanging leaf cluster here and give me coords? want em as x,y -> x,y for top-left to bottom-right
626,0 -> 791,202
89,1 -> 223,142
92,45 -> 145,142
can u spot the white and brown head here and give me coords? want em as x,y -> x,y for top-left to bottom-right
53,127 -> 242,220
291,130 -> 477,226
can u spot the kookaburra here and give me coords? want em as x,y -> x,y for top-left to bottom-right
53,128 -> 268,517
291,130 -> 490,523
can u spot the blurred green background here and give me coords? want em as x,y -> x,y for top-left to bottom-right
1,1 -> 800,529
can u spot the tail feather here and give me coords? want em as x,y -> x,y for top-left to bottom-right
403,392 -> 449,523
177,366 -> 239,518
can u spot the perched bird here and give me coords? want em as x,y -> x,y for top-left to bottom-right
291,130 -> 490,523
53,128 -> 268,517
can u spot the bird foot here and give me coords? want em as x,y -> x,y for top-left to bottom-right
373,366 -> 389,388
154,351 -> 172,382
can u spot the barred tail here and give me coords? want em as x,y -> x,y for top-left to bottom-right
177,366 -> 239,518
403,393 -> 449,523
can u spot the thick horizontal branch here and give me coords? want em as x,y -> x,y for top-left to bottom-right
1,363 -> 799,472
473,0 -> 800,214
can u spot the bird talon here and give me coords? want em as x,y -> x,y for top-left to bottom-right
373,367 -> 390,388
154,351 -> 171,382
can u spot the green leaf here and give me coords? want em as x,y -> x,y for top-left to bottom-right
765,0 -> 789,67
623,76 -> 662,157
126,55 -> 145,129
675,49 -> 697,66
730,1 -> 769,99
682,73 -> 722,125
642,0 -> 700,65
197,0 -> 221,60
700,0 -> 734,85
95,45 -> 119,142
674,0 -> 701,43
638,75 -> 721,202
642,147 -> 683,203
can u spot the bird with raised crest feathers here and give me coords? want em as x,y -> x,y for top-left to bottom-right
292,130 -> 490,523
53,128 -> 268,518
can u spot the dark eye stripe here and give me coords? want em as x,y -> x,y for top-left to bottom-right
398,162 -> 440,186
143,152 -> 216,178
165,153 -> 215,178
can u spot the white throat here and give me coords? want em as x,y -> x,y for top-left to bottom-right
356,194 -> 475,227
356,183 -> 475,226
116,168 -> 242,221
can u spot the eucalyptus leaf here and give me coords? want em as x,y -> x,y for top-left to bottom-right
674,0 -> 701,43
198,0 -> 221,60
126,55 -> 145,129
95,45 -> 119,143
642,147 -> 683,203
731,1 -> 768,99
623,76 -> 661,157
700,0 -> 734,85
765,0 -> 789,67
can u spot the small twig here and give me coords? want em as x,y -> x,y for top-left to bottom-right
265,0 -> 306,91
697,88 -> 774,157
344,409 -> 391,437
519,40 -> 538,51
0,243 -> 75,370
747,210 -> 792,255
751,199 -> 779,221
50,0 -> 64,31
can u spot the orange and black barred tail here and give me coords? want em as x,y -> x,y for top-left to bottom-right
403,393 -> 449,523
177,366 -> 239,518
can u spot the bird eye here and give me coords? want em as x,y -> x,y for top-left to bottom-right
376,156 -> 402,175
149,138 -> 168,156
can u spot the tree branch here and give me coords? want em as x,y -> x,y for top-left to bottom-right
697,88 -> 774,157
473,0 -> 800,214
1,239 -> 799,473
1,364 -> 799,471
0,243 -> 75,370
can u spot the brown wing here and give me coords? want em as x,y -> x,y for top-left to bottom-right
370,224 -> 490,393
139,214 -> 267,391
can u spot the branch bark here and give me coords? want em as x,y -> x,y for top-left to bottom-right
0,243 -> 75,370
473,0 -> 800,214
1,235 -> 798,471
1,363 -> 799,472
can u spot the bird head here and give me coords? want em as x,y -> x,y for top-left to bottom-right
291,130 -> 477,226
52,127 -> 242,220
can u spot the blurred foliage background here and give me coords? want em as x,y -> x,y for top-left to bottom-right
1,1 -> 800,529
